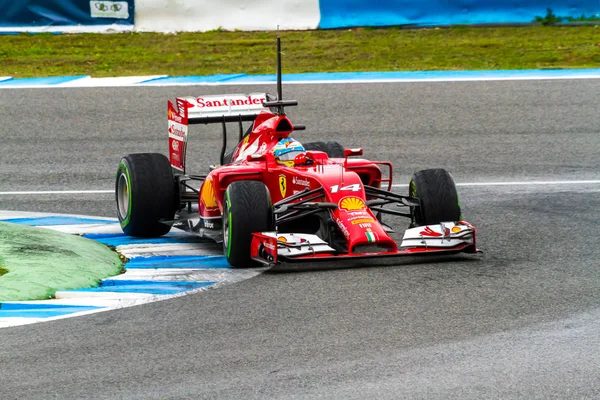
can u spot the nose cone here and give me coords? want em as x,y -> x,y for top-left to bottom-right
332,208 -> 397,254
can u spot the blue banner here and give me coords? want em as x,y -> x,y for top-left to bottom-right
318,0 -> 600,28
0,0 -> 134,32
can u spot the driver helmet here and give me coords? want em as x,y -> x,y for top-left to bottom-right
273,138 -> 305,167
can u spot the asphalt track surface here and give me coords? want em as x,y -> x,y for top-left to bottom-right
1,81 -> 599,399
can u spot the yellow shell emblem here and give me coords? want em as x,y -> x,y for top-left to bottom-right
340,197 -> 365,211
200,178 -> 218,209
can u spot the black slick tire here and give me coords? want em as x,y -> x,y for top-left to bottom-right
303,141 -> 345,158
223,181 -> 274,268
409,168 -> 461,226
116,153 -> 177,237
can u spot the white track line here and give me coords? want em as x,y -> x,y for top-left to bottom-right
172,75 -> 600,86
394,180 -> 600,188
1,180 -> 599,196
3,74 -> 600,90
0,190 -> 113,195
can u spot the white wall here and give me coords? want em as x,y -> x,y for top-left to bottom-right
134,0 -> 321,32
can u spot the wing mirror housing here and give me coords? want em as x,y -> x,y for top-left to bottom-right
305,150 -> 328,164
344,148 -> 363,158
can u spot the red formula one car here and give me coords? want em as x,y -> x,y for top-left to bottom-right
115,39 -> 477,268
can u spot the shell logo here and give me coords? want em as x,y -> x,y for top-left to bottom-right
451,226 -> 461,233
200,179 -> 218,209
277,236 -> 287,243
168,109 -> 173,119
339,197 -> 365,211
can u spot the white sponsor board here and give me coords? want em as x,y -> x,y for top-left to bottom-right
135,0 -> 320,32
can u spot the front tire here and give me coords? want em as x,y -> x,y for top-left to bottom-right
223,181 -> 274,268
116,153 -> 177,237
409,168 -> 461,226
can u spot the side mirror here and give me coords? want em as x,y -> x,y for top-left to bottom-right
305,151 -> 329,163
344,148 -> 363,158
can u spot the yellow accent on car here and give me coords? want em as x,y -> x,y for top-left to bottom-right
340,197 -> 365,211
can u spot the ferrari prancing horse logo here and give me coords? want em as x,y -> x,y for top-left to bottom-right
279,174 -> 286,197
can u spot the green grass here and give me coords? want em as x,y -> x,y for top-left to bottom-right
1,26 -> 600,78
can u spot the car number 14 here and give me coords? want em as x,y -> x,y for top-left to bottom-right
330,184 -> 361,193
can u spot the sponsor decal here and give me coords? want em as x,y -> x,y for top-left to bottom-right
195,96 -> 266,108
365,228 -> 376,243
348,211 -> 370,217
293,176 -> 310,187
171,140 -> 180,151
90,1 -> 129,19
204,221 -> 215,229
339,196 -> 366,211
451,226 -> 461,233
264,242 -> 276,251
358,223 -> 372,229
201,179 -> 218,210
279,175 -> 287,197
334,217 -> 350,239
176,99 -> 194,114
350,218 -> 374,225
419,226 -> 450,237
168,122 -> 187,139
168,108 -> 183,124
277,236 -> 287,243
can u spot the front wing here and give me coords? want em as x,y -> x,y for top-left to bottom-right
250,221 -> 477,266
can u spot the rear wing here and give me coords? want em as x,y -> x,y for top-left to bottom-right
168,93 -> 270,172
177,93 -> 270,124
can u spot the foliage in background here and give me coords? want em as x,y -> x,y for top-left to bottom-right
535,8 -> 600,25
0,26 -> 599,77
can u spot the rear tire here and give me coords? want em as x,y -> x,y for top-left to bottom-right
223,181 -> 274,268
304,141 -> 345,158
116,153 -> 177,237
409,169 -> 461,226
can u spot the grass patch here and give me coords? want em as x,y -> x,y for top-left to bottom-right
1,26 -> 600,78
